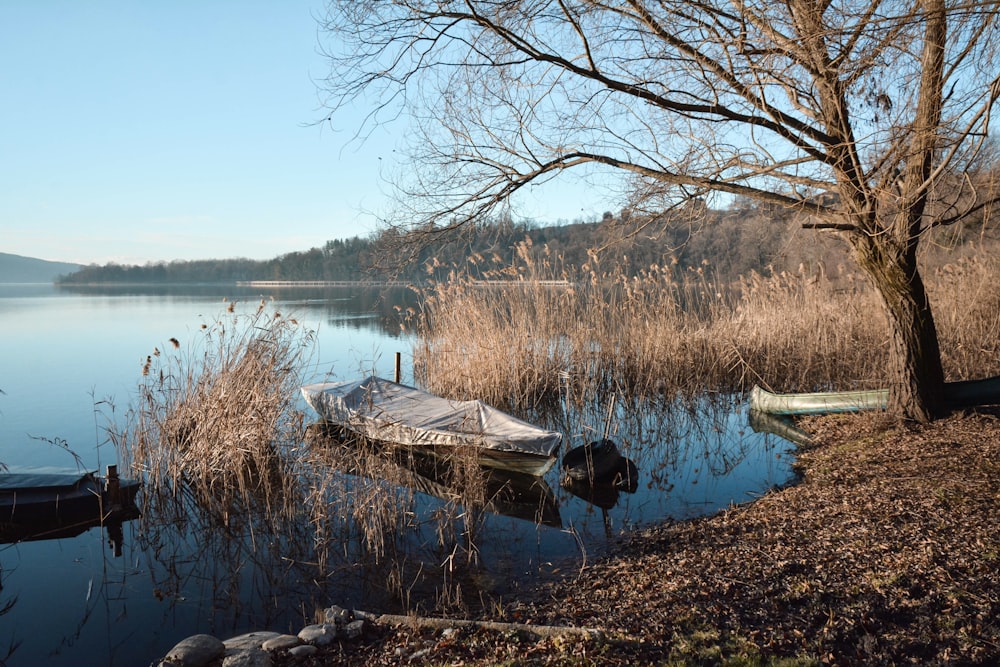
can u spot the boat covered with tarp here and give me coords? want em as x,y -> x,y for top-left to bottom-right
301,376 -> 562,476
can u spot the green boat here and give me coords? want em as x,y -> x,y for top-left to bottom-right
750,375 -> 1000,416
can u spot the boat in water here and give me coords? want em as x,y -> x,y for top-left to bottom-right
0,466 -> 141,545
750,374 -> 1000,416
561,439 -> 625,484
301,377 -> 562,476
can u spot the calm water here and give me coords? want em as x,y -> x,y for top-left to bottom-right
0,283 -> 796,666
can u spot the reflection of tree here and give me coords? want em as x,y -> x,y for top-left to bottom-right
55,284 -> 416,338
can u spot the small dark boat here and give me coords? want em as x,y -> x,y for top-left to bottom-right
562,439 -> 626,484
561,453 -> 639,509
0,466 -> 141,530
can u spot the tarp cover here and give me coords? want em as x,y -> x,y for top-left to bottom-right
0,471 -> 92,492
301,376 -> 561,457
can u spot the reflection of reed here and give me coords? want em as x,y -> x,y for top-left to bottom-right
545,388 -> 794,533
303,426 -> 563,612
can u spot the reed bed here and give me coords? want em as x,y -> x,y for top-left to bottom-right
114,300 -> 314,520
929,254 -> 1000,380
109,248 -> 1000,619
412,243 -> 1000,403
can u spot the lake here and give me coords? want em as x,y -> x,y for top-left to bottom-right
0,283 -> 796,665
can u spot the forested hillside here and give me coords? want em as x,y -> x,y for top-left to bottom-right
56,200 -> 995,286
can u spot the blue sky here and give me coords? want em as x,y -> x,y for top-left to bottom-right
1,2 -> 609,266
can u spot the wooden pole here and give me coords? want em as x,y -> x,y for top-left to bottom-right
394,352 -> 402,383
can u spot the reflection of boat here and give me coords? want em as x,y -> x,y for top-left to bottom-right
750,375 -> 1000,416
0,467 -> 141,553
307,425 -> 561,527
301,377 -> 561,476
396,450 -> 561,528
748,410 -> 815,447
0,506 -> 140,555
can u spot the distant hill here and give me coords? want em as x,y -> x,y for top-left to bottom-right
0,252 -> 83,283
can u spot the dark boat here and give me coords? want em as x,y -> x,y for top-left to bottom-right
560,441 -> 639,509
0,466 -> 141,531
561,439 -> 625,484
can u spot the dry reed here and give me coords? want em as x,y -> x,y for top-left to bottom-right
114,300 -> 314,520
412,242 -> 1000,403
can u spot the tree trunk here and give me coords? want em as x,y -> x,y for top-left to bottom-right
853,238 -> 946,422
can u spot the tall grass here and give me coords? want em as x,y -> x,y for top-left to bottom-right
114,300 -> 314,519
930,254 -> 1000,380
412,243 -> 1000,404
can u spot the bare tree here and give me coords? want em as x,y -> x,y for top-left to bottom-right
318,0 -> 1000,421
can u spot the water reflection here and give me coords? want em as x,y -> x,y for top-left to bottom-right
0,508 -> 139,555
55,283 -> 417,338
307,426 -> 562,528
131,390 -> 796,626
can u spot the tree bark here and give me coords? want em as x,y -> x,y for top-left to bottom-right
852,237 -> 946,422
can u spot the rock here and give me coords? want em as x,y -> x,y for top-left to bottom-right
163,634 -> 226,667
222,649 -> 272,667
298,623 -> 338,646
261,634 -> 300,651
342,619 -> 365,640
288,644 -> 318,657
323,605 -> 352,626
224,631 -> 281,651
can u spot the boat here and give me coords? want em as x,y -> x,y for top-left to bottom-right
749,374 -> 1000,416
0,466 -> 141,534
749,386 -> 888,416
301,376 -> 562,476
561,439 -> 625,484
560,440 -> 639,509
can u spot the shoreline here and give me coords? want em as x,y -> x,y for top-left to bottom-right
159,407 -> 1000,665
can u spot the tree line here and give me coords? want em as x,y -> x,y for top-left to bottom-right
56,198 -> 995,287
56,202 -> 842,286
